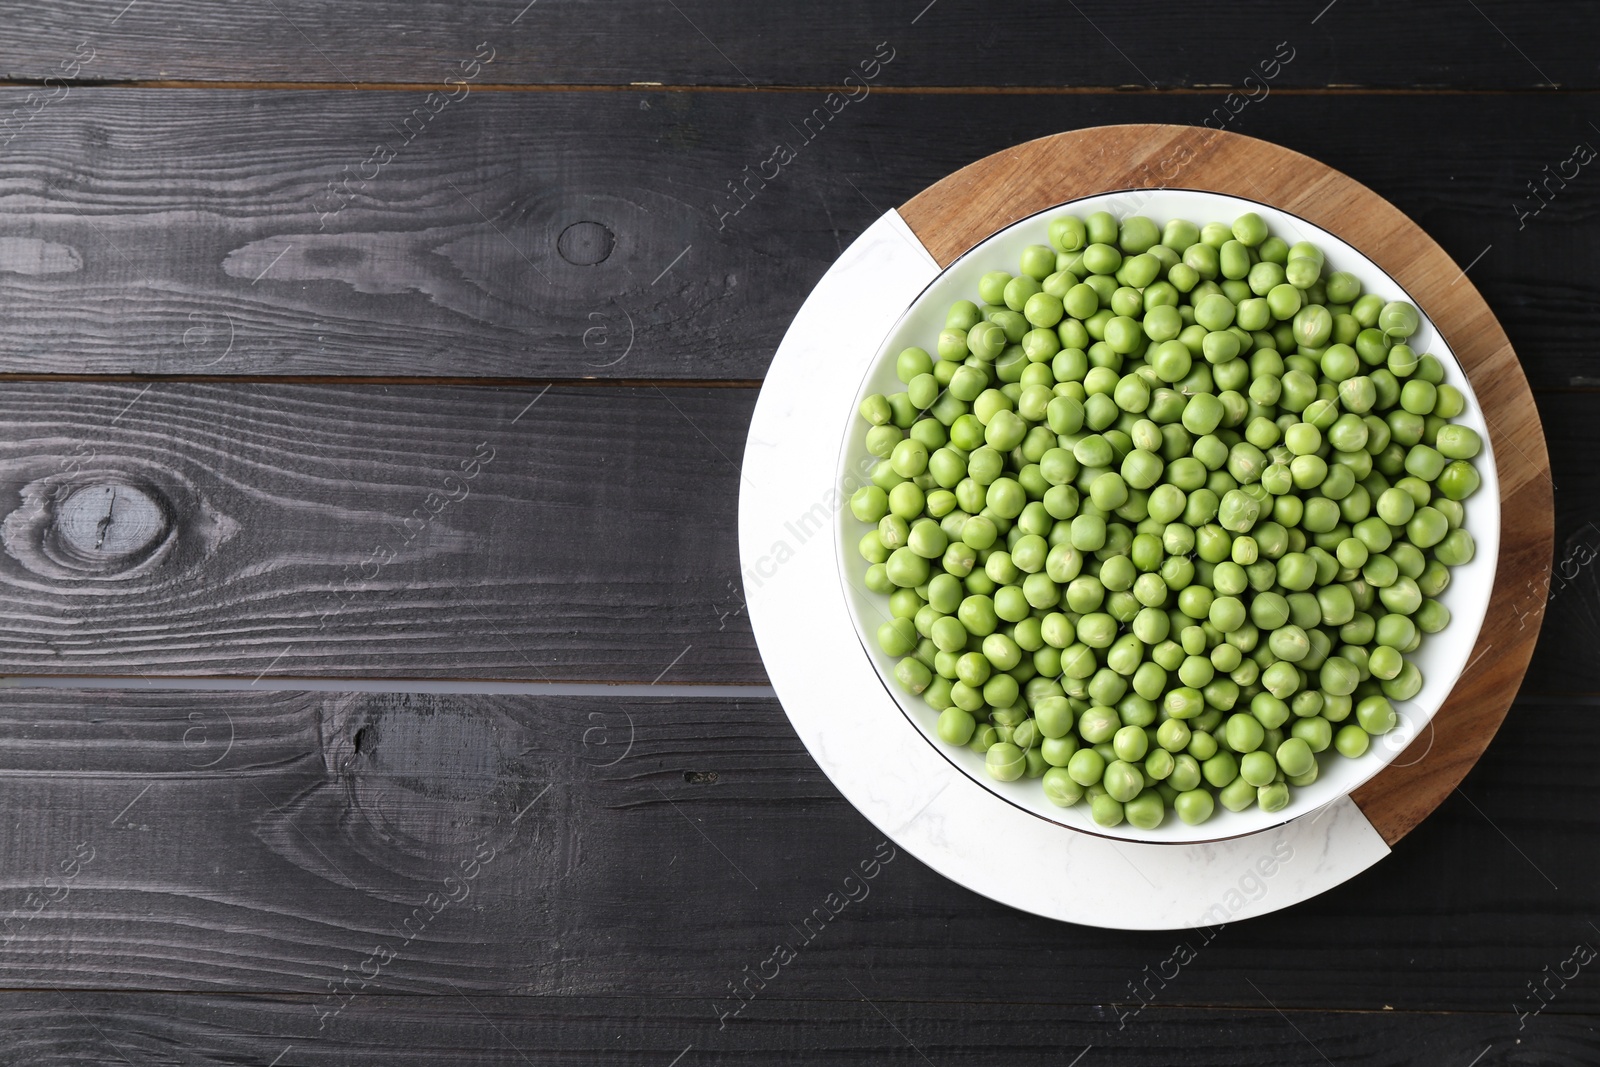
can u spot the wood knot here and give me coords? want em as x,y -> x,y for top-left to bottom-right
0,462 -> 235,583
51,483 -> 169,568
319,694 -> 547,864
22,477 -> 176,578
556,221 -> 615,265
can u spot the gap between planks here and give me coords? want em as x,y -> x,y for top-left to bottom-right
0,675 -> 777,698
0,374 -> 764,389
0,376 -> 1592,399
0,989 -> 1564,1018
6,677 -> 1598,703
0,80 -> 1590,95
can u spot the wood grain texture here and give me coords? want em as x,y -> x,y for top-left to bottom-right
1523,455 -> 1600,694
0,9 -> 1591,1059
7,381 -> 1600,687
0,688 -> 1597,1015
2,993 -> 1598,1066
0,381 -> 758,681
899,125 -> 1552,845
0,0 -> 1591,88
0,90 -> 1592,386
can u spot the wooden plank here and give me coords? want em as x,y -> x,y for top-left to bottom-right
0,89 -> 1591,386
0,688 -> 1597,1014
1,993 -> 1595,1066
0,381 -> 759,681
0,1 -> 1588,88
0,381 -> 1597,686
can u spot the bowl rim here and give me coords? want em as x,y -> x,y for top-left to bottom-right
832,186 -> 1501,845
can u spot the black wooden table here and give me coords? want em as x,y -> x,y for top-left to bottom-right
0,3 -> 1595,1063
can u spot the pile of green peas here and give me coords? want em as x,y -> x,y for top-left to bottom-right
851,208 -> 1483,830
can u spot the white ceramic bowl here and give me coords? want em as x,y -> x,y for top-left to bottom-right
835,188 -> 1499,844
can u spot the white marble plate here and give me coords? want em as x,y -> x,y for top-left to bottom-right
739,192 -> 1493,926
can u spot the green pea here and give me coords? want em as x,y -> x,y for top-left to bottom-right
1402,505 -> 1445,549
1139,740 -> 1176,776
1435,527 -> 1475,566
1042,766 -> 1085,806
863,561 -> 894,593
883,547 -> 928,588
1102,760 -> 1144,803
865,423 -> 902,459
1381,659 -> 1424,701
1184,241 -> 1220,280
1262,282 -> 1301,323
965,722 -> 998,752
923,675 -> 955,710
1029,694 -> 1070,737
1081,241 -> 1123,276
1208,776 -> 1251,813
950,650 -> 988,689
1217,211 -> 1264,248
889,438 -> 929,479
1248,780 -> 1286,812
1210,489 -> 1256,534
978,272 -> 1014,306
1278,367 -> 1319,412
873,390 -> 912,428
1087,793 -> 1123,827
1116,253 -> 1160,290
942,301 -> 982,333
903,518 -> 945,560
1290,714 -> 1332,752
936,706 -> 976,745
1122,790 -> 1164,829
1386,344 -> 1419,380
1334,724 -> 1370,758
1293,305 -> 1334,349
894,347 -> 930,384
1356,695 -> 1397,734
876,616 -> 918,657
1180,394 -> 1223,438
1004,275 -> 1042,313
888,481 -> 925,519
1433,382 -> 1465,417
1433,424 -> 1479,460
1225,712 -> 1266,753
848,484 -> 887,523
1201,750 -> 1239,789
1040,730 -> 1078,766
1244,694 -> 1287,732
1173,788 -> 1214,825
1067,746 -> 1106,787
1011,718 -> 1041,753
1235,749 -> 1273,787
1271,736 -> 1313,778
1379,300 -> 1420,339
1320,269 -> 1359,303
1049,216 -> 1089,253
985,742 -> 1027,782
1346,292 -> 1381,328
1320,697 -> 1356,730
1400,378 -> 1437,416
1319,343 -> 1359,383
1261,660 -> 1301,699
1437,460 -> 1480,501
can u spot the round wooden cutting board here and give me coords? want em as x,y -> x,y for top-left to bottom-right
896,124 -> 1554,846
742,122 -> 1553,927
